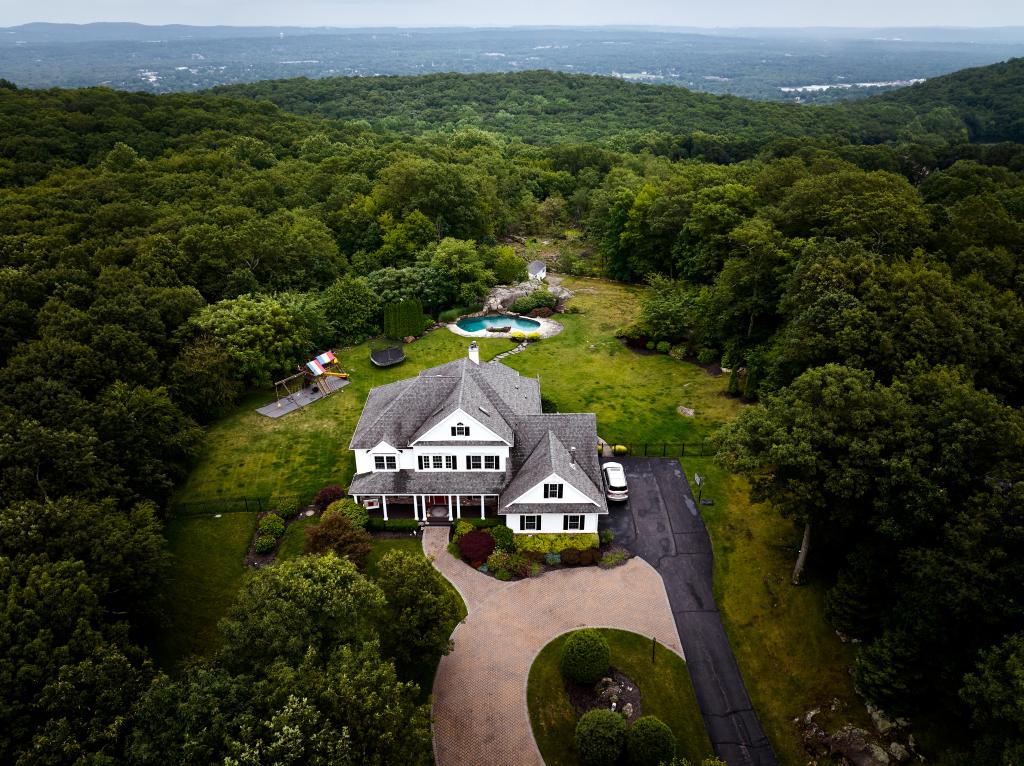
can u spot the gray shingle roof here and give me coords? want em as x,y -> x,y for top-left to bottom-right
501,421 -> 605,513
505,503 -> 598,515
350,357 -> 536,449
349,470 -> 508,496
350,353 -> 606,515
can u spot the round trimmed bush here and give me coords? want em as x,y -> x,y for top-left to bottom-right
575,709 -> 627,766
258,513 -> 285,539
457,530 -> 496,565
273,496 -> 300,519
254,535 -> 276,554
626,716 -> 677,766
560,628 -> 611,685
325,499 -> 369,529
656,340 -> 671,354
490,524 -> 516,553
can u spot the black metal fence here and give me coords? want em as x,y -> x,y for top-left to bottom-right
604,441 -> 711,457
170,493 -> 307,518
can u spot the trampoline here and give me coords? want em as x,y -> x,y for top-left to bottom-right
370,346 -> 406,367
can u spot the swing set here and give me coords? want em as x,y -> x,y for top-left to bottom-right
270,350 -> 350,415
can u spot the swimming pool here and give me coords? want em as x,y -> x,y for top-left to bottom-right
455,314 -> 542,333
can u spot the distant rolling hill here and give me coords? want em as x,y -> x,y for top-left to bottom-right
874,57 -> 1024,142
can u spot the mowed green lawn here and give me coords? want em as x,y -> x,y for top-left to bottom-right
507,277 -> 735,445
685,456 -> 873,764
153,512 -> 257,669
164,275 -> 870,762
172,332 -> 512,506
528,629 -> 713,766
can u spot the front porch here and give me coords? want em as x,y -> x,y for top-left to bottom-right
351,493 -> 500,522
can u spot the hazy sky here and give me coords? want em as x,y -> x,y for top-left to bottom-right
3,0 -> 1024,29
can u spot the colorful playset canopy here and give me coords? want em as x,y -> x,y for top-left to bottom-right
305,350 -> 337,376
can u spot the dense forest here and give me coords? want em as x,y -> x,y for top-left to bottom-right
1,62 -> 1023,764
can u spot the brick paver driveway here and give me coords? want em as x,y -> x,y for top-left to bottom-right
423,525 -> 684,766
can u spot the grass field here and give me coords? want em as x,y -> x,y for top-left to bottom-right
153,512 -> 257,669
164,275 -> 871,762
528,629 -> 713,766
275,515 -> 318,561
172,332 -> 512,506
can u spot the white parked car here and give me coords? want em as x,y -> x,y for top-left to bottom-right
602,462 -> 629,502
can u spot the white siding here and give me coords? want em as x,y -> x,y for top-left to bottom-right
507,471 -> 597,506
504,513 -> 598,534
413,409 -> 508,445
356,444 -> 511,474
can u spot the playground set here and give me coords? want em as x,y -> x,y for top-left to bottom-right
255,350 -> 351,419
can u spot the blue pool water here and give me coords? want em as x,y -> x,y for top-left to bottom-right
456,314 -> 542,333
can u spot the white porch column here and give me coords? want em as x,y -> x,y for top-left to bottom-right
382,495 -> 389,521
456,495 -> 461,519
480,495 -> 486,519
352,495 -> 359,504
413,495 -> 419,521
447,495 -> 453,521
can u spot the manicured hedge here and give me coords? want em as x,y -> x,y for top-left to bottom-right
490,524 -> 516,553
254,535 -> 277,554
626,716 -> 677,766
560,628 -> 611,685
365,518 -> 421,532
515,532 -> 599,554
575,709 -> 626,766
258,513 -> 285,539
384,298 -> 427,339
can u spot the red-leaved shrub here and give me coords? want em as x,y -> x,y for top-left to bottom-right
313,485 -> 345,512
458,530 -> 496,566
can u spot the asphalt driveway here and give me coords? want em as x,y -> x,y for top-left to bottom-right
602,457 -> 778,766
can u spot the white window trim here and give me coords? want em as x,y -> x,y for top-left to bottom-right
520,514 -> 541,531
544,482 -> 564,499
466,454 -> 501,471
417,454 -> 457,471
374,455 -> 398,471
564,514 -> 585,531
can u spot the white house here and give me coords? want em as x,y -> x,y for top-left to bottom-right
527,260 -> 547,280
348,342 -> 608,532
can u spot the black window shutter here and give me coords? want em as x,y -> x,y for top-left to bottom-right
519,516 -> 526,531
563,515 -> 569,531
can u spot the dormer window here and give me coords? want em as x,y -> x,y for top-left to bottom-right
451,422 -> 470,437
543,483 -> 564,499
374,455 -> 397,471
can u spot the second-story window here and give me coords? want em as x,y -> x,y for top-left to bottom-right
543,483 -> 564,499
374,455 -> 397,471
484,455 -> 500,470
418,455 -> 457,470
451,422 -> 470,437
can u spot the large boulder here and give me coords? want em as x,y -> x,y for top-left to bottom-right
548,283 -> 573,303
483,281 -> 574,312
827,725 -> 891,766
483,281 -> 533,312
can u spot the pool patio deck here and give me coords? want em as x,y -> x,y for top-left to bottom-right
447,314 -> 563,339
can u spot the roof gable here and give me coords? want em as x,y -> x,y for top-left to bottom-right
350,356 -> 540,450
503,429 -> 602,508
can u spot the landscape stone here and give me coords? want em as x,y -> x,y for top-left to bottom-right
889,742 -> 911,762
827,725 -> 891,766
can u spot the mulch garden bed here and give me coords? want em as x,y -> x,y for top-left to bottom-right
566,669 -> 643,724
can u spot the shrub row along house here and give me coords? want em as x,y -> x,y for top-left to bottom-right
348,342 -> 608,532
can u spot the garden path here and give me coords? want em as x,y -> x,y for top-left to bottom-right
423,525 -> 683,766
